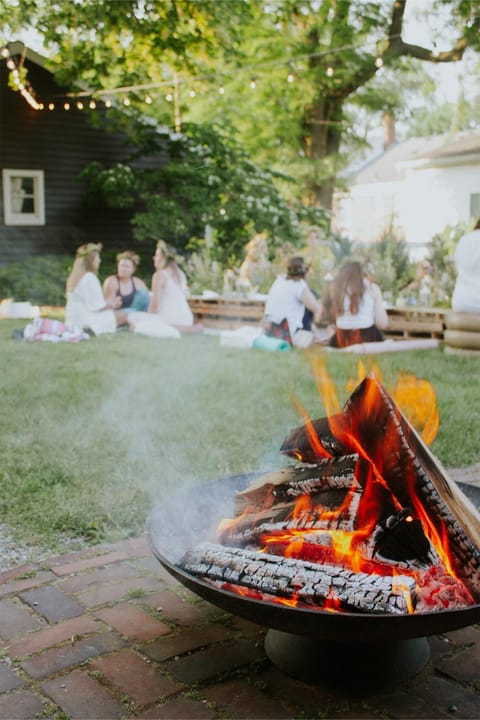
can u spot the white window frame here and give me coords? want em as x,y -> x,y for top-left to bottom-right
2,169 -> 45,225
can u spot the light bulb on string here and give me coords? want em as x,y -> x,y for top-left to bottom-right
250,78 -> 256,89
188,89 -> 195,98
375,56 -> 383,68
165,93 -> 173,102
219,85 -> 225,95
89,100 -> 96,109
104,99 -> 112,108
123,97 -> 130,106
64,102 -> 70,110
6,58 -> 15,69
326,66 -> 334,77
287,71 -> 294,83
145,94 -> 152,104
1,47 -> 9,58
76,101 -> 84,110
48,102 -> 54,111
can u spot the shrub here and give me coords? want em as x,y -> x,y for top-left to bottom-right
0,255 -> 72,306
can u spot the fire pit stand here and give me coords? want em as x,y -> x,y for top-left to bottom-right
146,473 -> 480,691
264,631 -> 430,689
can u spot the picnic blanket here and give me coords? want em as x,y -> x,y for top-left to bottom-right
23,318 -> 90,343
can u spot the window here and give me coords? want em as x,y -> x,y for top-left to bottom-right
2,169 -> 45,225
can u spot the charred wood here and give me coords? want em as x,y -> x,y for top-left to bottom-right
234,454 -> 359,515
179,542 -> 416,614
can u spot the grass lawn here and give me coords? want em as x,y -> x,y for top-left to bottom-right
1,318 -> 479,556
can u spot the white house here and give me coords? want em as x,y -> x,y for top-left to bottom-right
333,130 -> 480,261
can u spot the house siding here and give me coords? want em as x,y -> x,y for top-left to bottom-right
333,133 -> 480,261
0,56 -> 161,265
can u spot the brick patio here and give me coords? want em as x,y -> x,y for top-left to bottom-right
0,535 -> 479,719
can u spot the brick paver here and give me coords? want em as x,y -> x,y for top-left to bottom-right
0,662 -> 23,693
42,669 -> 125,719
94,602 -> 171,642
21,631 -> 127,679
0,535 -> 478,720
90,649 -> 183,706
19,584 -> 85,622
6,615 -> 101,660
0,598 -> 43,640
0,689 -> 46,719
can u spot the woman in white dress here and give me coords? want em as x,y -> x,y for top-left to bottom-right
148,241 -> 194,328
65,243 -> 127,335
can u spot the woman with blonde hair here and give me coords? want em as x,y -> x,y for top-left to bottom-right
103,250 -> 150,312
65,243 -> 127,335
327,260 -> 388,347
148,240 -> 194,328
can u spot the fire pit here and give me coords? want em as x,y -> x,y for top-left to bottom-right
147,375 -> 480,689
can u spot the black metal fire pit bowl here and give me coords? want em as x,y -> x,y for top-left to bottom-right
146,473 -> 480,690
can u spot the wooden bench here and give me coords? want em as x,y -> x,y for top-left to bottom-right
189,296 -> 447,340
383,307 -> 446,340
189,296 -> 265,330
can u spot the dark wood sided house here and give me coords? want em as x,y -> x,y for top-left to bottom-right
0,41 -> 166,266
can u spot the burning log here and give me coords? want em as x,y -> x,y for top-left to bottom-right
222,455 -> 364,546
280,374 -> 480,601
234,454 -> 360,514
179,542 -> 417,615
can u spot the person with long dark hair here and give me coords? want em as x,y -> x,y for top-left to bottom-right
327,260 -> 388,348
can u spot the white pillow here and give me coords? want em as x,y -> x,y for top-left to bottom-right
128,312 -> 180,339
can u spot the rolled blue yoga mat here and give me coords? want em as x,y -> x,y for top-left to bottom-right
252,335 -> 291,352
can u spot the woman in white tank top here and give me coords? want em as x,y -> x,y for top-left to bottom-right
326,261 -> 388,348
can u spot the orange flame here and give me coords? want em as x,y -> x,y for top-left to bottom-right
217,357 -> 469,615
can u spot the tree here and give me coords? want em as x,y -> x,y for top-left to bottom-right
201,0 -> 480,210
79,121 -> 328,260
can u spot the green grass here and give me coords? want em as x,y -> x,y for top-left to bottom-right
0,318 -> 479,555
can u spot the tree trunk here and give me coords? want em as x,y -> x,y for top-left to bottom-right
304,96 -> 344,208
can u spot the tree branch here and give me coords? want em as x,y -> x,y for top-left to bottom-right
387,0 -> 470,63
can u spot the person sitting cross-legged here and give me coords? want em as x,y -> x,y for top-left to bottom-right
263,256 -> 322,347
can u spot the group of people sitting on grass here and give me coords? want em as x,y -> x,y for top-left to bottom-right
263,256 -> 389,349
65,240 -> 198,338
63,218 -> 479,348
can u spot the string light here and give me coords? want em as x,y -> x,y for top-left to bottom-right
1,34 -> 400,114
